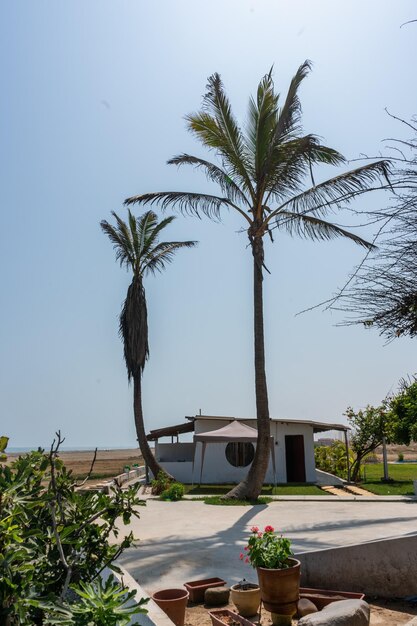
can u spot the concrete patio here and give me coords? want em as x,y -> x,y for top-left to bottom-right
117,498 -> 417,594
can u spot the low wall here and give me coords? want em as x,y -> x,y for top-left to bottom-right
315,469 -> 345,486
296,533 -> 417,597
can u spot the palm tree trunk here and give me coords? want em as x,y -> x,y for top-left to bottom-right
133,374 -> 173,480
225,235 -> 271,499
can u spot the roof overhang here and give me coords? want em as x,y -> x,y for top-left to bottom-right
146,421 -> 195,441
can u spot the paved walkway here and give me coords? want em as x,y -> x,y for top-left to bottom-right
117,498 -> 417,594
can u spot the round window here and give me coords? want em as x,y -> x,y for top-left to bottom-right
225,442 -> 255,467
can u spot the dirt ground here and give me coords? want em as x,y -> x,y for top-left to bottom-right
375,442 -> 417,462
5,448 -> 143,483
185,598 -> 417,625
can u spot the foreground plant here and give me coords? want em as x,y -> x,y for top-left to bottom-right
242,525 -> 294,569
125,63 -> 389,500
0,433 -> 146,625
37,576 -> 149,626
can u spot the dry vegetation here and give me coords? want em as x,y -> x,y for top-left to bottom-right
374,442 -> 417,462
5,448 -> 144,481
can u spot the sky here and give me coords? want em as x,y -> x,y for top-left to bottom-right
1,1 -> 416,449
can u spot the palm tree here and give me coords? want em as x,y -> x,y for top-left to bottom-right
101,209 -> 197,479
124,62 -> 389,499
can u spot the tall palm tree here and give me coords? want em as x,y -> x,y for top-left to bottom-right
125,62 -> 389,499
101,209 -> 197,479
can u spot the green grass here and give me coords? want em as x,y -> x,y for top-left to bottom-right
360,463 -> 417,496
184,483 -> 327,497
199,496 -> 273,506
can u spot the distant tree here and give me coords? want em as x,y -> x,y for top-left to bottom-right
345,404 -> 392,482
387,377 -> 417,445
125,63 -> 388,500
338,115 -> 417,340
0,436 -> 8,461
101,210 -> 196,479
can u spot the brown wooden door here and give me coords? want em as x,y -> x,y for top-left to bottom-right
285,435 -> 306,482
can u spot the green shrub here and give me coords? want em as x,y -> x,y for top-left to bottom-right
0,434 -> 147,625
160,482 -> 185,501
151,471 -> 173,495
314,441 -> 351,479
397,452 -> 404,462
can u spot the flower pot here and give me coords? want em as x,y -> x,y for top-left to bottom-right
256,558 -> 301,615
230,583 -> 261,617
299,587 -> 365,610
209,609 -> 256,626
152,588 -> 189,626
184,577 -> 226,603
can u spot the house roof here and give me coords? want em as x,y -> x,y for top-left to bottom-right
186,414 -> 349,433
146,421 -> 195,441
194,420 -> 259,442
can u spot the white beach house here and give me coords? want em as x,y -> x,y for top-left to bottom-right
147,414 -> 348,485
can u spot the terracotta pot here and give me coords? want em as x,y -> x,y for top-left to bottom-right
299,587 -> 365,610
152,588 -> 189,626
230,583 -> 261,617
184,577 -> 226,603
256,558 -> 301,615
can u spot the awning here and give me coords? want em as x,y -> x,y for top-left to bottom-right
194,420 -> 259,442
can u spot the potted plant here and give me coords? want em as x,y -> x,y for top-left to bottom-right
243,525 -> 300,622
230,579 -> 261,617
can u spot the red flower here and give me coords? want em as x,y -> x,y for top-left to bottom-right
244,546 -> 249,551
239,553 -> 244,560
257,532 -> 263,538
264,525 -> 274,533
245,557 -> 250,563
251,526 -> 259,533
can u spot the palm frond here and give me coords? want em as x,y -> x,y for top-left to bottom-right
264,136 -> 345,202
143,240 -> 198,275
273,210 -> 375,249
100,213 -> 135,269
267,160 -> 391,221
168,153 -> 251,208
141,214 -> 176,260
245,70 -> 279,195
186,73 -> 255,199
124,190 -> 239,221
273,60 -> 312,144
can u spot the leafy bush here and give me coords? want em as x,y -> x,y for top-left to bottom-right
151,471 -> 173,495
314,441 -> 351,479
0,434 -> 147,625
160,482 -> 184,501
398,452 -> 404,462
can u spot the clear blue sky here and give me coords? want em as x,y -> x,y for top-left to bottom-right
1,1 -> 416,448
